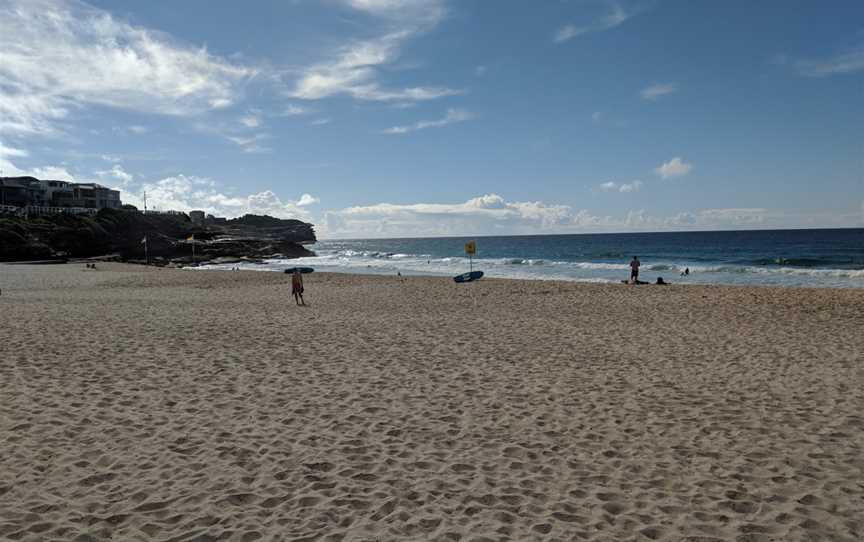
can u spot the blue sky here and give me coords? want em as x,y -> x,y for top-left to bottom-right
0,0 -> 861,238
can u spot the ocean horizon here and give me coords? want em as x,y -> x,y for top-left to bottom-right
204,227 -> 864,288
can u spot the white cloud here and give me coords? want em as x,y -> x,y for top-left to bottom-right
120,174 -> 314,221
297,193 -> 319,206
601,180 -> 642,193
475,65 -> 487,77
309,118 -> 332,126
112,125 -> 149,135
0,0 -> 253,136
640,83 -> 678,101
554,1 -> 641,43
382,108 -> 473,134
96,164 -> 134,187
591,111 -> 603,122
289,31 -> 461,102
794,45 -> 864,77
654,157 -> 692,179
289,1 -> 459,103
343,0 -> 447,25
321,193 -> 860,238
225,133 -> 270,153
280,104 -> 313,116
239,115 -> 261,128
0,141 -> 28,159
0,142 -> 76,180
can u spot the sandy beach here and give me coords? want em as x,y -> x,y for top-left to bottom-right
1,263 -> 862,541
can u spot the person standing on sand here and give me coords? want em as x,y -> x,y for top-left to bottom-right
629,256 -> 641,283
291,269 -> 305,306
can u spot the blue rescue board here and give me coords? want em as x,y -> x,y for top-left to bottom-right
284,267 -> 315,274
453,271 -> 484,283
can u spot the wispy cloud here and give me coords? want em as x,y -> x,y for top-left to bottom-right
280,104 -> 314,116
289,31 -> 461,102
792,45 -> 864,77
309,118 -> 332,126
112,125 -> 150,135
554,1 -> 642,43
654,157 -> 692,179
0,0 -> 254,136
288,1 -> 460,103
600,180 -> 642,193
226,133 -> 270,153
382,108 -> 473,134
640,83 -> 678,101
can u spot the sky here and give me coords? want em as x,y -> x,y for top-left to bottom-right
0,0 -> 862,239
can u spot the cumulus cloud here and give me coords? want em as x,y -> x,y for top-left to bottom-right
325,193 -> 579,237
554,1 -> 641,43
0,141 -> 76,180
601,180 -> 642,193
321,193 -> 860,238
120,174 -> 316,221
96,164 -> 134,187
640,83 -> 678,101
0,0 -> 253,136
382,108 -> 473,134
654,157 -> 692,179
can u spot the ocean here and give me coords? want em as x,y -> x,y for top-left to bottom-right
206,228 -> 864,288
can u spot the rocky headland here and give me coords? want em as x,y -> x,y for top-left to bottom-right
0,208 -> 316,265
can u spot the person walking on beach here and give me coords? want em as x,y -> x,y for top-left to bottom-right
629,256 -> 641,283
291,269 -> 305,306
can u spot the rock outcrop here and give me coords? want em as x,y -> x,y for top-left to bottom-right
0,208 -> 316,264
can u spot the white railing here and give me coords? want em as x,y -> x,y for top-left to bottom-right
0,204 -> 99,216
141,210 -> 187,216
25,206 -> 98,216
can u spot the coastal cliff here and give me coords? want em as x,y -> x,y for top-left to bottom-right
0,208 -> 316,264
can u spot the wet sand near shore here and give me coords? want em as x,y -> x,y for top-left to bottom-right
1,263 -> 863,541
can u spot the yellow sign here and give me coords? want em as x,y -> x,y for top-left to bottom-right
464,241 -> 476,255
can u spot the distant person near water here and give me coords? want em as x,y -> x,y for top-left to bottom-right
629,256 -> 641,283
291,269 -> 305,306
681,267 -> 690,276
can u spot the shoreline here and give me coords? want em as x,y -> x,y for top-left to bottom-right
193,262 -> 864,290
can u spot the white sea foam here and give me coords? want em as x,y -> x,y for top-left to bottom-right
200,247 -> 864,288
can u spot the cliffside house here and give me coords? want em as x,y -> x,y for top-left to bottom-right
0,177 -> 121,211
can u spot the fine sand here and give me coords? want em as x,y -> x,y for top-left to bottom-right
1,263 -> 863,542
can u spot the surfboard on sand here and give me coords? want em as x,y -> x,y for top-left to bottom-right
454,271 -> 484,283
284,267 -> 314,274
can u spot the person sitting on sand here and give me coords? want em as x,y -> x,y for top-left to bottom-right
656,277 -> 668,285
629,256 -> 641,284
291,269 -> 305,306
